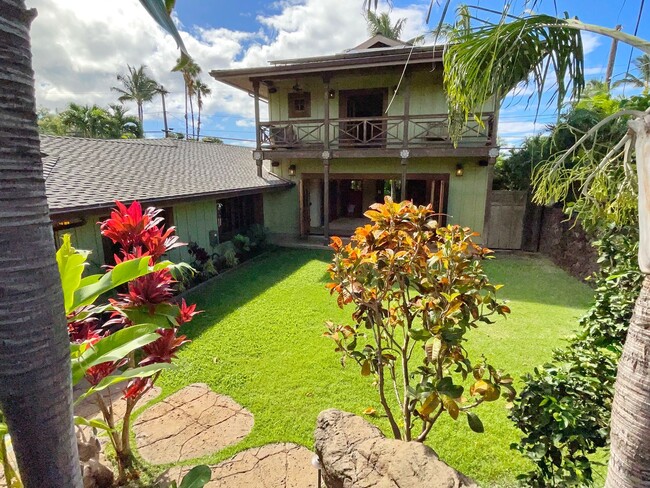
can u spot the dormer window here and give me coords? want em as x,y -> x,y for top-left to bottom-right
288,92 -> 311,118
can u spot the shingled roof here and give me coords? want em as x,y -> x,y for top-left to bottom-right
40,135 -> 291,216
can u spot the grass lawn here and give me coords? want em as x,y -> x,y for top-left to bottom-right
145,247 -> 593,487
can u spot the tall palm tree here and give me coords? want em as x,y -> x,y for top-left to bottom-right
195,79 -> 211,141
613,54 -> 650,94
0,0 -> 187,485
365,11 -> 406,40
111,64 -> 159,127
157,84 -> 170,137
174,57 -> 201,140
439,6 -> 650,486
0,1 -> 82,486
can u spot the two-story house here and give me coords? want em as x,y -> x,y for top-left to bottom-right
211,35 -> 500,242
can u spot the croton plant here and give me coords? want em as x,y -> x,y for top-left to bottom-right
325,197 -> 514,443
61,201 -> 199,484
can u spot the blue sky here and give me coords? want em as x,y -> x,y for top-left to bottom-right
27,0 -> 650,149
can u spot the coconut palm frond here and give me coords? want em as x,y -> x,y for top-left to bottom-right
139,0 -> 190,66
444,12 -> 586,144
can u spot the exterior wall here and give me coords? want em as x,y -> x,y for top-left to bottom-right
54,215 -> 106,273
170,200 -> 217,263
267,66 -> 495,121
263,157 -> 490,240
53,198 -> 221,272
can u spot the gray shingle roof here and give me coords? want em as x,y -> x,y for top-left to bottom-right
40,135 -> 291,215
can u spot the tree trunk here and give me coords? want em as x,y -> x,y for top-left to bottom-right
606,117 -> 650,487
189,94 -> 195,140
606,276 -> 650,487
197,94 -> 201,141
184,84 -> 188,140
0,2 -> 81,487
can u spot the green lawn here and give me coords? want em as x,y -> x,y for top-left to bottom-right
146,248 -> 593,487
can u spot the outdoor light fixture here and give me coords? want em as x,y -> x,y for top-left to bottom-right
288,164 -> 297,176
328,89 -> 336,99
455,164 -> 464,177
292,81 -> 303,92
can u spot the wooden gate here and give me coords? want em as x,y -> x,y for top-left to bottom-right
487,191 -> 527,250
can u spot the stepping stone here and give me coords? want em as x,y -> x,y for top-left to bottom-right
157,443 -> 318,488
134,383 -> 254,464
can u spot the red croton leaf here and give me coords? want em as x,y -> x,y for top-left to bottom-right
177,299 -> 201,325
140,328 -> 191,366
100,200 -> 184,261
85,358 -> 128,386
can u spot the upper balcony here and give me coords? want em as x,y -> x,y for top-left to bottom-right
258,113 -> 495,158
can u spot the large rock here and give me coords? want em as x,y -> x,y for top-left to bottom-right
314,409 -> 478,488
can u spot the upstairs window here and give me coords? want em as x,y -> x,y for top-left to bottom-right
288,92 -> 311,118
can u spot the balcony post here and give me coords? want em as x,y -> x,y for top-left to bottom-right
322,150 -> 331,243
400,149 -> 409,201
402,70 -> 411,147
323,74 -> 330,150
253,80 -> 261,152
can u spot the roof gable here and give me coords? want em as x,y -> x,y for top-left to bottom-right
352,35 -> 409,50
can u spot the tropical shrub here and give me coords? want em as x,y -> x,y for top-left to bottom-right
511,225 -> 642,486
61,201 -> 199,484
232,234 -> 251,254
325,198 -> 513,442
246,224 -> 269,250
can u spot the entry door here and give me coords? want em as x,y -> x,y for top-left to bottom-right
338,89 -> 387,147
430,178 -> 448,225
299,179 -> 310,237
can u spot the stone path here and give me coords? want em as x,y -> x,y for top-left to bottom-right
134,383 -> 254,464
157,443 -> 318,488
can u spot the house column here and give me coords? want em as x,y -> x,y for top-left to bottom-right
400,149 -> 409,201
322,150 -> 331,243
253,80 -> 262,177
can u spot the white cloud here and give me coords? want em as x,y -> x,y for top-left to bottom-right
26,0 -> 428,132
581,32 -> 601,56
498,121 -> 543,135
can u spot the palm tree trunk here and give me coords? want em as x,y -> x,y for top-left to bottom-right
606,276 -> 650,487
197,94 -> 201,141
137,101 -> 143,128
189,94 -> 195,140
184,84 -> 189,140
606,116 -> 650,487
0,2 -> 81,487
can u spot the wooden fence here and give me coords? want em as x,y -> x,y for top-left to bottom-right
486,190 -> 527,250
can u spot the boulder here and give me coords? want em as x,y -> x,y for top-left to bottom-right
314,409 -> 478,488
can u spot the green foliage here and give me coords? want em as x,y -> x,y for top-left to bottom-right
444,11 -> 584,144
511,225 -> 643,486
365,11 -> 406,40
494,135 -> 551,191
232,234 -> 251,254
37,107 -> 67,135
325,198 -> 512,442
55,103 -> 142,139
201,136 -> 223,143
169,465 -> 212,488
245,224 -> 269,250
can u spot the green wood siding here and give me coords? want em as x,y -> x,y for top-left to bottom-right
54,215 -> 106,273
54,199 -> 220,271
263,157 -> 489,240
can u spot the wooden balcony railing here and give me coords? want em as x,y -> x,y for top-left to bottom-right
258,113 -> 495,150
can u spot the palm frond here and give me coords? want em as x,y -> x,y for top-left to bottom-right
444,13 -> 585,144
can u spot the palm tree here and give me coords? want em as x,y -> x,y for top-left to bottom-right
157,84 -> 170,137
439,6 -> 650,486
365,11 -> 406,40
613,54 -> 650,94
108,104 -> 142,139
112,64 -> 159,127
0,1 -> 82,486
174,57 -> 201,140
194,79 -> 211,140
0,0 -> 187,485
60,103 -> 112,138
